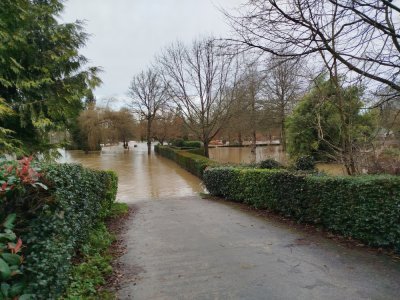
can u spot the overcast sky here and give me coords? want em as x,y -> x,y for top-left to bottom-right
61,0 -> 243,106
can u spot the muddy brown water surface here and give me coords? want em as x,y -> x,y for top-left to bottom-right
60,143 -> 204,203
209,145 -> 289,165
209,146 -> 346,175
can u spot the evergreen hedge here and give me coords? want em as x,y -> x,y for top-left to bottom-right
1,163 -> 118,299
155,145 -> 215,178
182,141 -> 202,148
204,167 -> 400,251
186,147 -> 205,156
170,139 -> 202,148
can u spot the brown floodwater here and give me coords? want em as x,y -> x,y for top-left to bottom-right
209,145 -> 289,165
59,143 -> 204,203
60,143 -> 345,203
209,146 -> 346,175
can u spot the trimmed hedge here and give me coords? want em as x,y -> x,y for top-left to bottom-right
170,139 -> 202,148
186,147 -> 205,156
204,167 -> 400,251
1,163 -> 118,299
155,145 -> 215,178
171,138 -> 185,147
183,141 -> 202,148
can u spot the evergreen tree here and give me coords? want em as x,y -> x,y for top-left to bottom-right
0,0 -> 101,154
286,77 -> 375,164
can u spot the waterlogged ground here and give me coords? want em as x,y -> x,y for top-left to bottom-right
63,143 -> 400,300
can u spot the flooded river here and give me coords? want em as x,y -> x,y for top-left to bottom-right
209,146 -> 346,175
60,143 -> 204,203
209,145 -> 288,164
60,143 -> 345,203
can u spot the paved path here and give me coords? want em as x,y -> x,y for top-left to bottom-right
117,195 -> 400,300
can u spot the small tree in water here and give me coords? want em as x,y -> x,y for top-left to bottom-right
128,68 -> 168,155
158,38 -> 240,158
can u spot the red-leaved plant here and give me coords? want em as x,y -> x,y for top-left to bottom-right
0,156 -> 47,195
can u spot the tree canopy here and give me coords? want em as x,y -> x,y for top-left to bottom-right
227,0 -> 400,105
0,0 -> 101,154
286,77 -> 376,162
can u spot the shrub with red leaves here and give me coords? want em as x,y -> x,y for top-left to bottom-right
0,157 -> 47,197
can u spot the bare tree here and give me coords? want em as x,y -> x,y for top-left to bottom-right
263,57 -> 304,151
158,38 -> 240,157
103,108 -> 137,149
226,0 -> 400,106
222,81 -> 252,146
152,108 -> 185,145
128,68 -> 168,155
225,0 -> 400,174
237,63 -> 265,153
78,106 -> 103,152
78,106 -> 136,152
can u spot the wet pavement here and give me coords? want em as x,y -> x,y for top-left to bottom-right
118,196 -> 400,300
62,143 -> 400,300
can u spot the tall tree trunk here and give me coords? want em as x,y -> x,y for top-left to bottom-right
238,131 -> 243,146
251,129 -> 256,154
204,140 -> 210,158
251,89 -> 257,153
331,6 -> 356,175
147,119 -> 152,155
280,118 -> 286,152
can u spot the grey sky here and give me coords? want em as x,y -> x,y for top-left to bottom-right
61,0 -> 243,105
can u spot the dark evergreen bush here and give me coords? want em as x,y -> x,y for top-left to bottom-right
186,147 -> 205,156
182,141 -> 202,148
294,155 -> 316,171
259,159 -> 283,169
171,138 -> 184,147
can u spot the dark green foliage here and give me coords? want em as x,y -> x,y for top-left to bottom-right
259,159 -> 283,169
0,0 -> 101,154
63,203 -> 128,300
170,139 -> 202,148
64,222 -> 114,300
204,167 -> 400,251
100,170 -> 118,218
171,139 -> 184,147
186,148 -> 205,156
0,214 -> 32,299
155,145 -> 216,178
182,141 -> 202,148
15,164 -> 118,299
286,77 -> 374,161
107,202 -> 129,219
294,155 -> 315,171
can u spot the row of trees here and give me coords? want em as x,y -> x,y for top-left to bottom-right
1,0 -> 397,175
127,39 -> 242,157
76,106 -> 136,152
127,39 -> 306,158
224,0 -> 400,175
124,0 -> 399,175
